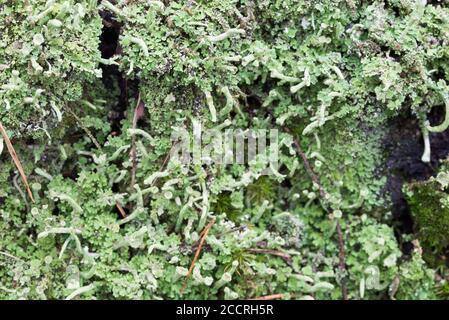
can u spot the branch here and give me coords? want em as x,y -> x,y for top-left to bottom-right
250,293 -> 284,300
246,248 -> 292,265
64,107 -> 102,150
181,218 -> 216,295
285,127 -> 348,300
336,222 -> 348,300
115,201 -> 127,218
0,122 -> 34,203
285,128 -> 326,198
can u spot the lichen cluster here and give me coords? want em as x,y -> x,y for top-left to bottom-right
1,0 -> 449,300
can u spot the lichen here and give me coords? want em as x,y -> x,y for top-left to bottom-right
1,0 -> 448,300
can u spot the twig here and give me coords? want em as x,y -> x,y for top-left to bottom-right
64,107 -> 102,150
336,222 -> 348,300
285,128 -> 325,198
246,248 -> 292,264
115,201 -> 127,218
213,225 -> 247,238
181,218 -> 216,295
250,293 -> 284,300
285,127 -> 348,300
0,122 -> 34,203
159,141 -> 179,172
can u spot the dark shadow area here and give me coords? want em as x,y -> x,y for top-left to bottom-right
384,107 -> 449,254
98,10 -> 139,136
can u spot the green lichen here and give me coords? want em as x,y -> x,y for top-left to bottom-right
1,0 -> 448,300
0,0 -> 103,138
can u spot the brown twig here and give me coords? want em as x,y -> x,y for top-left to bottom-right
246,248 -> 292,264
336,222 -> 348,300
181,218 -> 216,295
213,225 -> 247,239
64,106 -> 102,150
159,141 -> 179,172
285,128 -> 326,199
0,122 -> 34,203
115,201 -> 127,218
285,127 -> 348,300
250,293 -> 284,300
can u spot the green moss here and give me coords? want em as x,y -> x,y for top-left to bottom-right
405,180 -> 449,251
246,176 -> 277,206
212,192 -> 242,222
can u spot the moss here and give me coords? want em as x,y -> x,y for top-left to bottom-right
212,192 -> 242,223
436,280 -> 449,300
405,180 -> 449,251
246,176 -> 277,206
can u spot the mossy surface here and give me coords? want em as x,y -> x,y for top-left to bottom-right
405,163 -> 449,252
0,1 -> 102,138
1,0 -> 449,300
